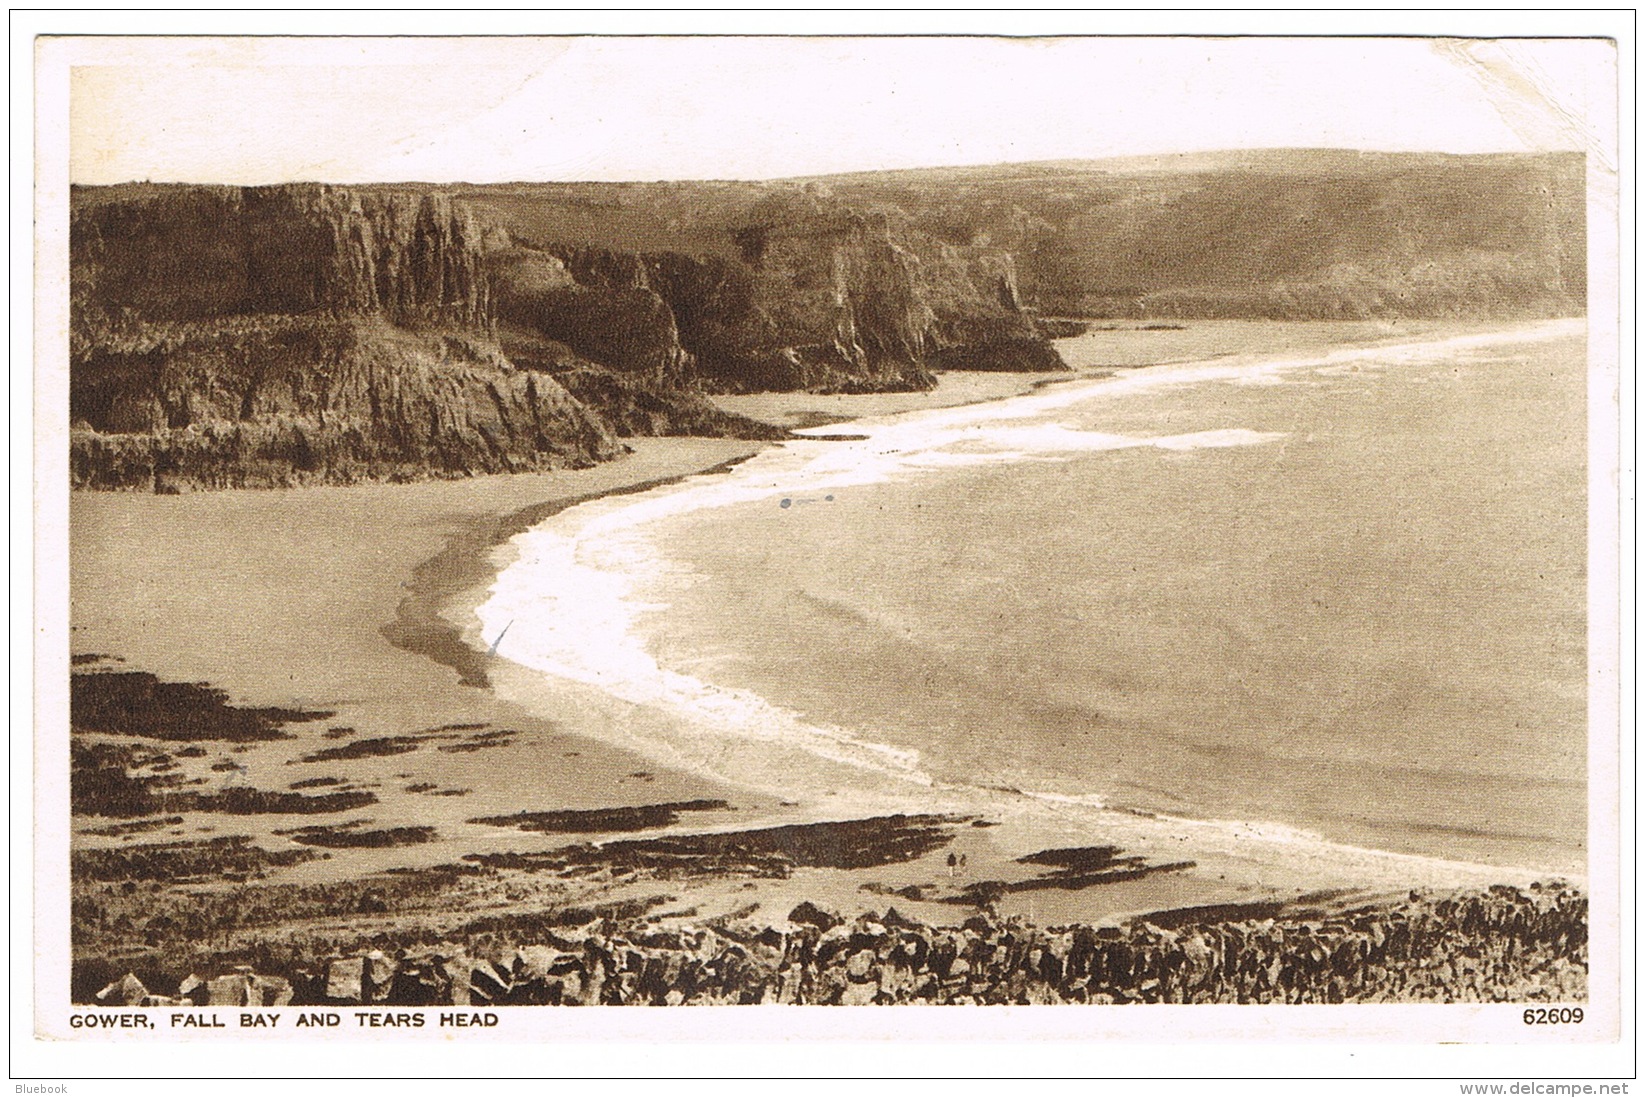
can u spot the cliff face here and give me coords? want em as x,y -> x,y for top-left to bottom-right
71,185 -> 621,490
70,316 -> 619,491
483,185 -> 1066,393
71,179 -> 1071,490
73,184 -> 491,328
708,189 -> 937,391
915,240 -> 1064,371
488,246 -> 693,383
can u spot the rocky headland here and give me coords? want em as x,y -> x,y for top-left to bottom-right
70,151 -> 1584,492
70,179 -> 1063,491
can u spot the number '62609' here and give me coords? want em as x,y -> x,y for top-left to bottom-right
1523,1008 -> 1583,1024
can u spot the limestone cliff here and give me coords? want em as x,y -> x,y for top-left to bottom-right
73,184 -> 491,328
914,238 -> 1064,371
71,185 -> 621,490
70,315 -> 620,491
482,185 -> 1067,393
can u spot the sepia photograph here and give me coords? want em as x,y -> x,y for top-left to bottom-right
20,14 -> 1630,1084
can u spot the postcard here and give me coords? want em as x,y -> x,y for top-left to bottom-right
21,17 -> 1631,1083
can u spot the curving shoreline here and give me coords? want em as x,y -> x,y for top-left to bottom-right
382,452 -> 771,690
397,333 -> 1587,907
68,333 -> 1589,1005
456,323 -> 1587,891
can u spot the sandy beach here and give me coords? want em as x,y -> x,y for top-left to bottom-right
67,334 -> 1583,997
70,439 -> 771,881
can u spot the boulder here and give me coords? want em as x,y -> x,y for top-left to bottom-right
252,975 -> 294,1007
839,979 -> 880,1006
363,951 -> 398,1002
879,907 -> 922,930
511,945 -> 562,982
546,925 -> 598,952
205,974 -> 251,1007
96,973 -> 148,1006
578,962 -> 606,1006
845,950 -> 876,980
788,901 -> 843,931
440,958 -> 473,1007
469,960 -> 511,1003
324,956 -> 365,1003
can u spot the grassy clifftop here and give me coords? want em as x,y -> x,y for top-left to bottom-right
812,150 -> 1587,319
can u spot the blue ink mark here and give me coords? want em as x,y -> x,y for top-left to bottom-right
780,498 -> 792,509
825,494 -> 834,501
488,621 -> 513,656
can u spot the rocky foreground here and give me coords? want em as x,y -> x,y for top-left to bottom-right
87,883 -> 1585,1007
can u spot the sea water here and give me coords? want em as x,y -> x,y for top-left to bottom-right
476,320 -> 1588,874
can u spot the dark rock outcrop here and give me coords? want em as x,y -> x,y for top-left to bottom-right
464,813 -> 966,878
70,669 -> 331,742
69,321 -> 621,490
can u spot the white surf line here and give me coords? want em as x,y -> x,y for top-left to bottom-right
790,316 -> 1584,443
475,423 -> 1292,791
473,318 -> 1586,876
478,514 -> 938,789
479,317 -> 1581,755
